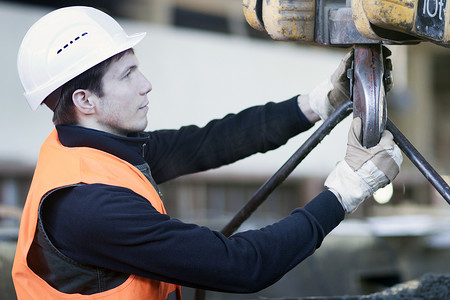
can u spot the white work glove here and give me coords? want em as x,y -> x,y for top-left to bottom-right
325,117 -> 403,213
304,50 -> 354,120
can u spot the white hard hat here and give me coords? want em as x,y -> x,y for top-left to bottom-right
17,6 -> 146,111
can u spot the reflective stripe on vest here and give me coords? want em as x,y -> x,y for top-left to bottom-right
12,129 -> 181,300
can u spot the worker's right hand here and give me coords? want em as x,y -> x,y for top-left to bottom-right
324,118 -> 403,213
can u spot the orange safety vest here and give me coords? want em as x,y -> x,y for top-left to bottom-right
12,129 -> 182,300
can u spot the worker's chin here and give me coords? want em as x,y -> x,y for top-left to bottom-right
117,121 -> 148,136
131,120 -> 148,133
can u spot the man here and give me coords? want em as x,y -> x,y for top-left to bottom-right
12,6 -> 402,300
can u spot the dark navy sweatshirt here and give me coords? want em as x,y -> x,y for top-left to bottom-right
40,97 -> 345,293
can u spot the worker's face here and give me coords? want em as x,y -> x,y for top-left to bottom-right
92,51 -> 152,136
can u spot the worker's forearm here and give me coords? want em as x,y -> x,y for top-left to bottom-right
179,190 -> 345,293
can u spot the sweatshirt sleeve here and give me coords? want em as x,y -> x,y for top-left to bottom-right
146,97 -> 313,183
42,184 -> 344,293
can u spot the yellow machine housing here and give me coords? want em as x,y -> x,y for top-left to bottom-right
243,0 -> 450,47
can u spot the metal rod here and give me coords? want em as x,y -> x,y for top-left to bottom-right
386,119 -> 450,204
196,104 -> 450,300
220,101 -> 353,237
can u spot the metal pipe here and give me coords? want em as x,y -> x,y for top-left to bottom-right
386,119 -> 450,204
220,100 -> 353,237
194,105 -> 449,300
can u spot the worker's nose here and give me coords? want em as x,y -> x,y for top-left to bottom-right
139,72 -> 152,95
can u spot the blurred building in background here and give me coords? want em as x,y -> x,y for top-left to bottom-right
0,0 -> 449,299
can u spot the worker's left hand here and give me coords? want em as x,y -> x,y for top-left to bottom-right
304,49 -> 354,121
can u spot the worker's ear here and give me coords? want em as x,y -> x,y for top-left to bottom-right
72,89 -> 97,115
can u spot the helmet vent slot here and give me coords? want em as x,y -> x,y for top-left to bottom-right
56,32 -> 89,54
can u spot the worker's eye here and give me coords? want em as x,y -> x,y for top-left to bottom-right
123,71 -> 131,79
122,66 -> 137,79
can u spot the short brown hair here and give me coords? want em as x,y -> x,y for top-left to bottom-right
52,49 -> 134,125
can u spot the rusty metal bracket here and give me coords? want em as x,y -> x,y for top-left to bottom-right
352,44 -> 387,148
